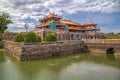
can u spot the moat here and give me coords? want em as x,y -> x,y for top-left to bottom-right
0,49 -> 120,80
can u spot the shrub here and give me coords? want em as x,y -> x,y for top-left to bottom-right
36,35 -> 42,42
13,33 -> 24,42
24,32 -> 41,42
24,32 -> 37,42
13,32 -> 42,42
45,33 -> 57,42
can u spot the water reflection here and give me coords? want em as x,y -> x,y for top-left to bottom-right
0,50 -> 120,80
59,62 -> 120,80
0,50 -> 5,62
107,54 -> 115,60
0,58 -> 24,80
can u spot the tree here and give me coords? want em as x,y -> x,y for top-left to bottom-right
13,33 -> 24,42
45,33 -> 57,42
104,33 -> 120,39
0,12 -> 13,33
36,35 -> 42,42
4,30 -> 13,34
13,32 -> 42,42
24,32 -> 41,42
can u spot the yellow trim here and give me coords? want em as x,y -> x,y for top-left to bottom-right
68,27 -> 80,30
61,20 -> 79,25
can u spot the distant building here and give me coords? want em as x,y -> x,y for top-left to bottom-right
32,13 -> 103,40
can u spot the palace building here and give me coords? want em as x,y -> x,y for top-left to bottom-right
33,13 -> 103,40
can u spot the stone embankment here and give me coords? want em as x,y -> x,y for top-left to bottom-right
83,39 -> 120,55
4,41 -> 89,61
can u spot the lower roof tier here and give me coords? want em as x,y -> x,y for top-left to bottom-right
36,23 -> 99,31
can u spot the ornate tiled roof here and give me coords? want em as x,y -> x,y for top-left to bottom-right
82,22 -> 96,26
60,20 -> 80,26
39,13 -> 62,21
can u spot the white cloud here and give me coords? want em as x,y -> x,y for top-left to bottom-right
0,0 -> 120,32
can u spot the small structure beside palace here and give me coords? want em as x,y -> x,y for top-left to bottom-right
32,13 -> 103,41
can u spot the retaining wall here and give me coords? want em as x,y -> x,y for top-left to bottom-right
0,33 -> 17,41
83,39 -> 120,55
4,41 -> 89,61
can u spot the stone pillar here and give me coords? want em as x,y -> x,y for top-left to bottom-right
60,33 -> 63,41
69,33 -> 71,40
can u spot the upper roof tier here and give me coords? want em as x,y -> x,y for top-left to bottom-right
37,13 -> 97,28
82,22 -> 97,26
39,13 -> 62,22
60,20 -> 81,26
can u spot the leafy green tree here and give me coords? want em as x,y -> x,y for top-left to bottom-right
13,33 -> 24,42
13,32 -> 42,42
45,33 -> 57,42
4,30 -> 13,34
24,32 -> 37,42
104,33 -> 120,39
0,12 -> 13,33
24,32 -> 41,42
36,35 -> 42,42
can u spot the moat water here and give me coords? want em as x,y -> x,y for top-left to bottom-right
0,49 -> 120,80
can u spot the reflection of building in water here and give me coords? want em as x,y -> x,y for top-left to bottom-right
32,13 -> 103,40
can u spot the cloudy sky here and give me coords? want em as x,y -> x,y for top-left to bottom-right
0,0 -> 120,33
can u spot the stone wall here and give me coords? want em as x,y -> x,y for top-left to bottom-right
83,39 -> 120,55
4,41 -> 23,60
0,33 -> 17,41
83,39 -> 120,44
33,30 -> 104,41
4,41 -> 89,61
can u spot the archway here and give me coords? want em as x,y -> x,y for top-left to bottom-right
106,48 -> 115,59
106,48 -> 114,54
52,52 -> 60,57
